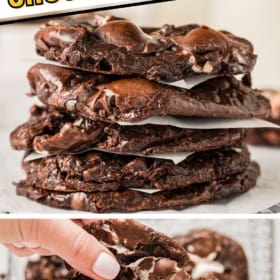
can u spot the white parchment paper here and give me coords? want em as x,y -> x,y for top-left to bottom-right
23,117 -> 279,164
159,75 -> 220,89
23,149 -> 194,165
118,117 -> 279,129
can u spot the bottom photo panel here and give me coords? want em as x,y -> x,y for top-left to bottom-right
0,219 -> 278,280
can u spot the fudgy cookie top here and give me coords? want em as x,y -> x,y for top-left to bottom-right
35,13 -> 256,81
27,63 -> 270,122
174,229 -> 248,280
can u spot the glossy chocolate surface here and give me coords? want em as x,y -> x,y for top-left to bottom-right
35,13 -> 256,81
11,105 -> 245,154
27,64 -> 270,122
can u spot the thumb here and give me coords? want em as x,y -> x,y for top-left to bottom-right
35,220 -> 120,280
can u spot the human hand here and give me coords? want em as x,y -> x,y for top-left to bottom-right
0,219 -> 120,280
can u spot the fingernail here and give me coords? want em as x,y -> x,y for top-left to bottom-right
12,243 -> 25,249
22,241 -> 40,249
92,252 -> 120,279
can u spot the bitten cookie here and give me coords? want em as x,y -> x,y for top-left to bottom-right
26,220 -> 190,279
25,220 -> 220,280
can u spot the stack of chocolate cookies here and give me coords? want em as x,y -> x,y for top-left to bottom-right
25,220 -> 248,280
11,13 -> 271,213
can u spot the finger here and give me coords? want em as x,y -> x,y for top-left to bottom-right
0,220 -> 35,244
7,245 -> 33,257
35,220 -> 120,280
7,242 -> 53,257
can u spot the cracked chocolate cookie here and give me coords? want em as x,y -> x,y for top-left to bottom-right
174,229 -> 248,280
16,162 -> 260,213
11,105 -> 245,154
35,13 -> 256,81
26,220 -> 191,279
25,220 -> 219,280
19,146 -> 250,192
27,64 -> 270,123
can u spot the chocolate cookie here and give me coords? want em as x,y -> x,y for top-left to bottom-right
35,13 -> 256,81
247,89 -> 280,146
19,146 -> 250,192
27,64 -> 270,122
174,229 -> 248,280
16,162 -> 260,213
26,220 -> 192,280
11,105 -> 245,154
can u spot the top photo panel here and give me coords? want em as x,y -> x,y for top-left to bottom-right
1,0 -> 280,214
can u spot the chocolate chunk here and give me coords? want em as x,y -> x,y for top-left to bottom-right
35,13 -> 256,81
16,162 -> 260,213
19,146 -> 250,192
25,220 -> 192,280
247,89 -> 280,146
11,105 -> 246,154
175,229 -> 248,280
27,64 -> 270,123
